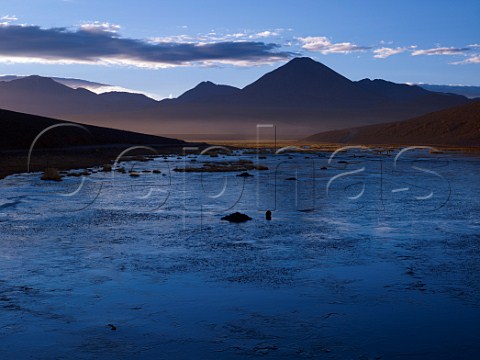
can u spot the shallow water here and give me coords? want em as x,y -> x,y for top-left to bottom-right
0,148 -> 479,359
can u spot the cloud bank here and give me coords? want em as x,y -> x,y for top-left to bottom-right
0,18 -> 477,68
0,24 -> 295,68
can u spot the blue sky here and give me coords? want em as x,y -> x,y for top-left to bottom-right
0,0 -> 479,99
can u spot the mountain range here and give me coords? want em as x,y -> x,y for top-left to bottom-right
0,76 -> 158,118
0,57 -> 475,140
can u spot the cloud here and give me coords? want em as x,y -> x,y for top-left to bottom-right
0,24 -> 295,68
297,36 -> 371,54
412,47 -> 470,56
372,44 -> 477,61
80,21 -> 121,34
373,47 -> 407,59
1,15 -> 17,22
409,45 -> 479,65
0,15 -> 18,26
151,29 -> 284,44
149,34 -> 195,43
251,30 -> 279,38
450,55 -> 480,65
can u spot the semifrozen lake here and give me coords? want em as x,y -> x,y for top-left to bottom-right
1,147 -> 479,359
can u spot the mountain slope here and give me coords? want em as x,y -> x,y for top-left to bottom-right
0,108 -> 184,150
303,100 -> 480,146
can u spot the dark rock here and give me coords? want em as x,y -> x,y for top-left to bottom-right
237,172 -> 253,177
41,168 -> 62,181
321,166 -> 328,170
107,324 -> 117,331
221,212 -> 252,223
266,210 -> 272,220
285,177 -> 297,181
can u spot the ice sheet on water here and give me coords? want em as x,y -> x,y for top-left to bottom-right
0,150 -> 480,359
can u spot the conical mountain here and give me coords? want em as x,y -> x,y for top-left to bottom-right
238,57 -> 378,106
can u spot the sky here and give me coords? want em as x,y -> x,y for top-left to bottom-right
0,0 -> 479,99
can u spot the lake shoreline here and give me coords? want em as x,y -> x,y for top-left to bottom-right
0,143 -> 209,180
2,141 -> 479,181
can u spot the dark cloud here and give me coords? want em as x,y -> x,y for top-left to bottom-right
0,25 -> 295,66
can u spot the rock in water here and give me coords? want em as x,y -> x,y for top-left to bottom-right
266,210 -> 272,220
221,212 -> 252,223
237,172 -> 253,177
41,168 -> 62,181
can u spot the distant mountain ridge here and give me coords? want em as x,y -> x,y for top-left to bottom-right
0,75 -> 158,118
357,79 -> 431,101
0,75 -> 108,89
0,57 -> 474,138
417,84 -> 480,99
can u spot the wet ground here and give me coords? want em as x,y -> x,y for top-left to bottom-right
0,147 -> 479,359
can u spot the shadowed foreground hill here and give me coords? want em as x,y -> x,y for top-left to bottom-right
0,108 -> 188,179
0,108 -> 184,150
303,101 -> 480,147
